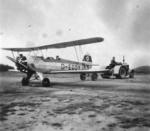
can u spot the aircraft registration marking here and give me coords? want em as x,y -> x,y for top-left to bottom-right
61,63 -> 83,70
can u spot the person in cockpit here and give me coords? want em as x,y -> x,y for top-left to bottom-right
56,55 -> 61,60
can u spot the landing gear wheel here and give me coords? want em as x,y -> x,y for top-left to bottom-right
118,67 -> 127,79
80,73 -> 86,81
22,77 -> 29,86
101,74 -> 110,79
91,73 -> 98,81
42,78 -> 50,87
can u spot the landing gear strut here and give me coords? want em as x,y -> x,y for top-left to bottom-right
21,71 -> 34,86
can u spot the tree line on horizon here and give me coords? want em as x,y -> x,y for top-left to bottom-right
134,66 -> 150,74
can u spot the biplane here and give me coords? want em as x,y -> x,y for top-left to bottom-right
2,37 -> 108,87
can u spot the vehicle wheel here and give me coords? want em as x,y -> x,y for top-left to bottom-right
42,78 -> 50,87
115,75 -> 120,79
22,77 -> 29,86
118,67 -> 127,79
129,70 -> 134,78
80,73 -> 86,81
91,73 -> 98,81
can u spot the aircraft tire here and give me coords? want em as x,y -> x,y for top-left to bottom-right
101,74 -> 110,79
22,77 -> 29,86
91,73 -> 98,81
42,78 -> 50,87
118,66 -> 127,79
80,73 -> 86,81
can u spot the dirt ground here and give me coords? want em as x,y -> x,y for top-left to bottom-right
0,72 -> 150,131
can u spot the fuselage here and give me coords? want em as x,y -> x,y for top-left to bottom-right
27,56 -> 91,73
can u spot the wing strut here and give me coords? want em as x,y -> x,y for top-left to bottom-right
74,46 -> 79,62
40,50 -> 44,57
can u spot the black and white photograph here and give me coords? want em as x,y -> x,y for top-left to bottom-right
0,0 -> 150,130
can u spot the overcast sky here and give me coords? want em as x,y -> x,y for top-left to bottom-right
0,0 -> 150,68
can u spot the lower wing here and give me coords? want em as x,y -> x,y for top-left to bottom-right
48,69 -> 109,74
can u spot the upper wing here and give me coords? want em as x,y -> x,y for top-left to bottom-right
2,37 -> 104,52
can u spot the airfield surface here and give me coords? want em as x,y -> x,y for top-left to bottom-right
0,72 -> 150,131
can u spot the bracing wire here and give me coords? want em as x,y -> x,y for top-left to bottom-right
79,45 -> 83,60
11,51 -> 15,59
27,51 -> 31,57
46,49 -> 48,58
40,50 -> 44,57
74,46 -> 79,62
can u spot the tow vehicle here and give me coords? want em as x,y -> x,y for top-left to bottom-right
101,58 -> 134,79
